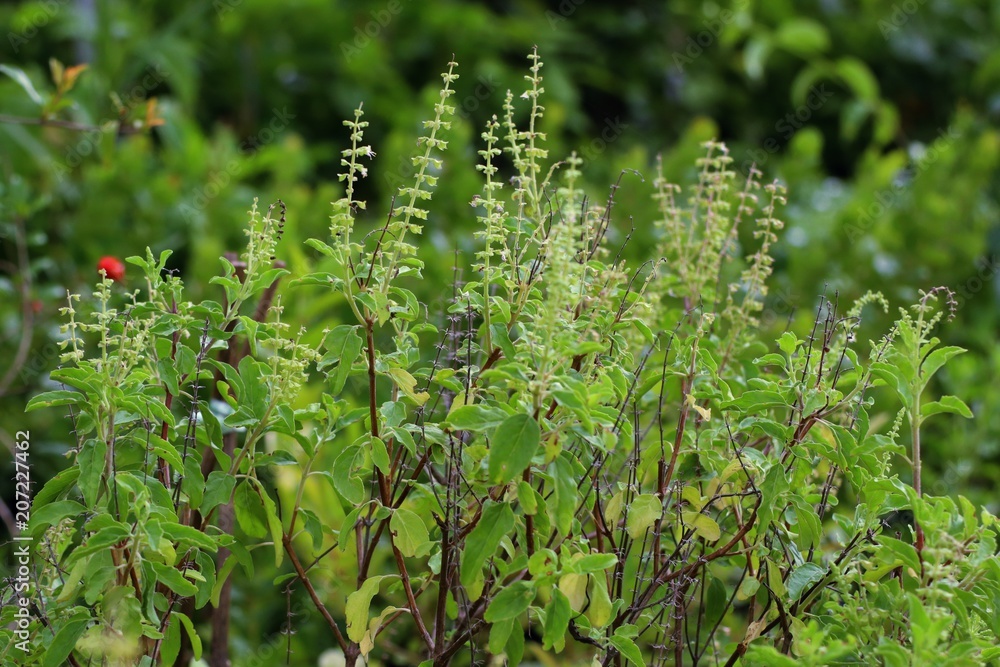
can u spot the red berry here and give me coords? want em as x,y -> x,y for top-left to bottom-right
96,256 -> 126,283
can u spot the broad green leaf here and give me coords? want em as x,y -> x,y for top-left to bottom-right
576,553 -> 617,573
387,367 -> 430,405
346,575 -> 394,642
150,562 -> 198,597
484,581 -> 535,623
159,522 -> 219,552
488,413 -> 541,485
25,389 -> 83,411
461,501 -> 515,598
77,438 -> 106,507
542,588 -> 571,651
559,573 -> 589,612
586,574 -> 613,628
682,511 -> 721,542
921,395 -> 972,420
370,436 -> 390,474
609,630 -> 645,666
361,606 -> 408,657
332,445 -> 367,504
247,478 -> 284,567
28,500 -> 85,537
786,562 -> 825,601
777,331 -> 798,355
202,471 -> 236,517
42,612 -> 90,667
233,481 -> 268,538
446,404 -> 508,432
74,524 -> 130,559
549,453 -> 577,536
921,346 -> 966,379
320,325 -> 363,393
390,508 -> 431,558
488,618 -> 515,655
627,494 -> 662,539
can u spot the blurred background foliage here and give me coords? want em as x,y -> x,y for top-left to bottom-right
2,0 -> 999,664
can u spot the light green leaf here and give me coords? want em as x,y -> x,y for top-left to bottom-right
773,19 -> 830,57
445,404 -> 508,432
150,562 -> 198,597
484,581 -> 534,623
0,64 -> 45,105
921,395 -> 973,420
202,471 -> 236,517
25,389 -> 83,411
549,453 -> 577,536
627,494 -> 662,539
488,413 -> 541,485
786,562 -> 825,601
542,588 -> 571,651
609,630 -> 645,666
346,575 -> 394,642
390,508 -> 431,558
233,481 -> 268,538
387,367 -> 430,405
42,612 -> 90,667
682,511 -> 721,542
320,325 -> 363,394
461,501 -> 515,598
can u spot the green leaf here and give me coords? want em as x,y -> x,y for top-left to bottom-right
25,389 -> 83,411
28,500 -> 85,537
390,508 -> 431,558
488,618 -> 515,655
627,494 -> 662,539
0,64 -> 45,105
461,501 -> 515,597
786,562 -> 825,601
75,524 -> 130,559
387,367 -> 430,405
773,19 -> 830,57
921,346 -> 966,380
484,581 -> 535,623
370,436 -> 390,474
921,395 -> 973,420
488,413 -> 541,485
159,522 -> 219,552
150,562 -> 198,597
247,478 -> 284,567
320,325 -> 363,393
576,553 -> 617,573
42,612 -> 90,667
346,575 -> 393,642
682,511 -> 721,542
445,404 -> 508,432
549,453 -> 577,536
777,331 -> 798,355
233,481 -> 268,538
202,471 -> 236,517
77,438 -> 106,507
332,444 -> 367,504
609,630 -> 645,666
835,57 -> 879,103
542,588 -> 571,651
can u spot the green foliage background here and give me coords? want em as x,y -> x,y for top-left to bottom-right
2,0 -> 999,663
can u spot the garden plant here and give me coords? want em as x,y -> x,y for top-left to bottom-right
5,51 -> 1000,667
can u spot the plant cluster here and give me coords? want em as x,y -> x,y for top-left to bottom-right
6,51 -> 999,667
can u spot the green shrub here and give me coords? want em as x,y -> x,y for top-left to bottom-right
8,51 -> 999,667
